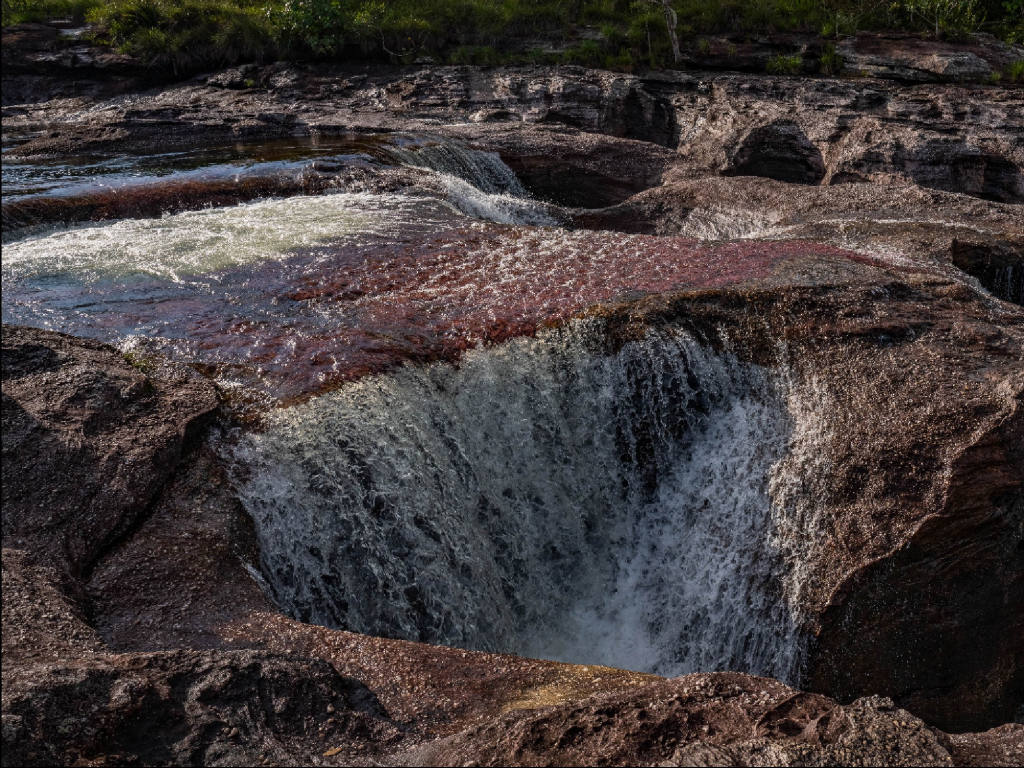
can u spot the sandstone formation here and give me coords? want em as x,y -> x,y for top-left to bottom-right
3,24 -> 1023,768
4,250 -> 1022,763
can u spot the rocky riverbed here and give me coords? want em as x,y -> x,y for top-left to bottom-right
2,25 -> 1023,767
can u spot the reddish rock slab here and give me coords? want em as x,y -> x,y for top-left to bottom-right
2,221 -> 880,406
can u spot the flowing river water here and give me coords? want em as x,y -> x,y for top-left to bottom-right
2,137 -> 810,683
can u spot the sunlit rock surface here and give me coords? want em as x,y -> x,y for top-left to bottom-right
3,40 -> 1023,767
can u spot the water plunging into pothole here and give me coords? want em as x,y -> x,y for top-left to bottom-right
232,323 -> 804,683
4,134 -> 810,682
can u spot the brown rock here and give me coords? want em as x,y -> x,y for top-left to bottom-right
1,325 -> 218,577
404,675 -> 956,767
837,33 -> 1024,83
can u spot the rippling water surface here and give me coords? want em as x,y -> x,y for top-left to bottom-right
2,135 -> 811,680
2,136 -> 385,200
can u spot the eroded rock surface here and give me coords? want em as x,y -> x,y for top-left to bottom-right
5,62 -> 1023,202
1,326 -> 217,577
408,678 -> 961,767
3,36 -> 1024,767
2,551 -> 399,767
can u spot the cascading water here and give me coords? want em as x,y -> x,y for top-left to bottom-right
5,131 -> 809,684
385,139 -> 557,225
233,322 -> 804,683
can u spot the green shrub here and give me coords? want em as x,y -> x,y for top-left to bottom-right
1006,58 -> 1024,81
2,0 -> 100,25
561,39 -> 604,67
766,52 -> 803,74
891,0 -> 985,40
448,44 -> 502,66
91,0 -> 276,73
1002,0 -> 1023,42
820,41 -> 844,74
6,0 -> 1020,68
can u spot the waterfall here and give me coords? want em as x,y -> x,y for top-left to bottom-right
387,141 -> 529,197
385,139 -> 558,226
232,322 -> 804,683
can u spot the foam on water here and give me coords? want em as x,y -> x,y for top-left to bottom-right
233,323 -> 803,682
438,175 -> 558,226
1,193 -> 445,284
0,136 -> 382,201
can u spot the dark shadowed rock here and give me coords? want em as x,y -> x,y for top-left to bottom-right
3,648 -> 398,767
723,120 -> 826,185
1,326 -> 218,576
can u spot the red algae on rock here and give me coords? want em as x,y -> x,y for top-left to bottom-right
4,215 -> 878,405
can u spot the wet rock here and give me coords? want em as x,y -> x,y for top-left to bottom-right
574,176 -> 1023,305
1,325 -> 218,576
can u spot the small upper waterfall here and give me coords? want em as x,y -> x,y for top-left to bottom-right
387,141 -> 529,197
385,139 -> 558,226
232,322 -> 804,683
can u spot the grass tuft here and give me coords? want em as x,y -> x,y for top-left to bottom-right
766,52 -> 803,75
820,42 -> 844,75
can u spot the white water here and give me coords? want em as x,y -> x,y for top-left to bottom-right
2,142 -> 555,290
0,193 -> 448,284
387,140 -> 558,226
233,323 -> 804,682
